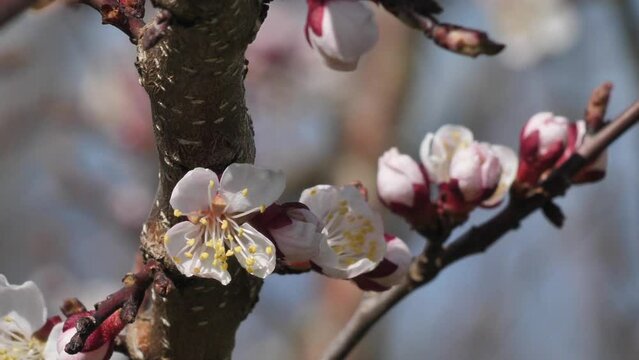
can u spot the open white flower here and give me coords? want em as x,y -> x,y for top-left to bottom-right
165,164 -> 285,284
354,234 -> 412,292
0,275 -> 59,360
420,125 -> 475,184
300,185 -> 386,279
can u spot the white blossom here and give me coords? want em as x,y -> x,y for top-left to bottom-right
300,185 -> 386,279
165,164 -> 285,284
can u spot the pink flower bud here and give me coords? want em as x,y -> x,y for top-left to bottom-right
55,310 -> 126,360
354,234 -> 411,291
250,203 -> 322,262
517,112 -> 570,185
377,146 -> 434,214
305,0 -> 379,71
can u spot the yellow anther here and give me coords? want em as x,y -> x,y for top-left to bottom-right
245,256 -> 255,266
265,246 -> 273,255
310,188 -> 317,196
246,265 -> 254,274
199,218 -> 208,225
221,219 -> 229,230
227,234 -> 234,241
185,252 -> 193,259
213,259 -> 219,266
163,234 -> 170,245
200,252 -> 210,260
234,246 -> 242,253
221,262 -> 228,271
241,188 -> 249,197
173,209 -> 183,217
193,267 -> 201,274
205,240 -> 215,247
186,238 -> 195,246
248,244 -> 257,254
172,256 -> 182,264
237,228 -> 244,237
259,205 -> 266,213
226,250 -> 234,257
209,180 -> 215,188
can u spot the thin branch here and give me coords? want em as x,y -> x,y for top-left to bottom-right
0,0 -> 37,28
76,0 -> 146,44
64,259 -> 174,354
321,92 -> 639,360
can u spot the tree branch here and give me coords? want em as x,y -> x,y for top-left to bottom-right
0,0 -> 38,27
321,92 -> 639,360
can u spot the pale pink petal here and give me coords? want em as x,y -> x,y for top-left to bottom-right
43,323 -> 63,360
300,184 -> 341,220
0,274 -> 46,334
377,148 -> 426,207
270,207 -> 323,262
308,0 -> 378,71
232,223 -> 277,278
483,145 -> 518,207
219,163 -> 285,214
369,236 -> 412,288
170,168 -> 219,215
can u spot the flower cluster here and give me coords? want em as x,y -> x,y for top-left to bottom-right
165,164 -> 411,291
378,125 -> 518,229
0,276 -> 123,360
517,112 -> 606,187
305,0 -> 379,71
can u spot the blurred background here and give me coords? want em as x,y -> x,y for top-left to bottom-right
1,0 -> 638,359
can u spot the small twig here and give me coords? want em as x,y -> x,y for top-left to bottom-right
0,0 -> 37,28
321,91 -> 639,360
76,0 -> 146,44
65,259 -> 174,354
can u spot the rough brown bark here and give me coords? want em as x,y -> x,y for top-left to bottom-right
125,1 -> 263,359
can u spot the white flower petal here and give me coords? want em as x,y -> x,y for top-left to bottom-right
369,236 -> 412,288
269,207 -> 323,262
43,323 -> 63,360
56,328 -> 109,360
0,274 -> 46,334
232,224 -> 276,279
309,0 -> 379,71
420,125 -> 474,183
483,145 -> 518,207
300,184 -> 341,220
170,168 -> 219,215
219,163 -> 285,214
377,148 -> 426,207
164,221 -> 231,284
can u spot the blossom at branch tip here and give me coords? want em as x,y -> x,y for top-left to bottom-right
250,202 -> 323,262
420,125 -> 518,214
517,112 -> 571,186
516,113 -> 606,187
377,147 -> 436,228
164,164 -> 285,284
0,275 -> 61,360
353,234 -> 412,292
305,0 -> 379,71
48,310 -> 125,360
300,184 -> 386,279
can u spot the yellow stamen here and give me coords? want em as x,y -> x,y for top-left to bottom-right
163,234 -> 170,245
200,252 -> 210,260
241,188 -> 249,197
259,205 -> 266,213
193,267 -> 201,274
245,257 -> 255,266
209,180 -> 215,188
173,209 -> 183,217
226,250 -> 234,257
185,252 -> 193,259
234,246 -> 242,253
266,246 -> 273,255
172,256 -> 182,264
186,238 -> 195,246
248,244 -> 257,254
199,218 -> 208,225
205,240 -> 215,247
221,219 -> 229,230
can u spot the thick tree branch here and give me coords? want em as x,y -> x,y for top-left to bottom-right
321,93 -> 639,360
